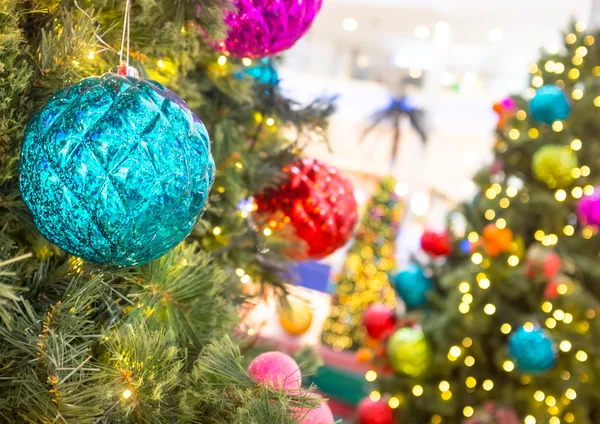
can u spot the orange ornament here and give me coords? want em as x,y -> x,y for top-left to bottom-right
365,337 -> 381,349
356,347 -> 374,363
484,242 -> 501,257
482,224 -> 513,256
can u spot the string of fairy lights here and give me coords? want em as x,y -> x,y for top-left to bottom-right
359,23 -> 597,424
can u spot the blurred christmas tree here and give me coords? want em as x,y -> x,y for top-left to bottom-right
322,176 -> 402,352
0,0 -> 338,421
367,23 -> 600,424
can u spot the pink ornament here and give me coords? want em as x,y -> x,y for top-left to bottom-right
577,188 -> 600,228
500,97 -> 517,112
357,398 -> 394,424
489,159 -> 504,175
209,0 -> 322,59
248,351 -> 302,390
296,400 -> 334,424
464,402 -> 519,424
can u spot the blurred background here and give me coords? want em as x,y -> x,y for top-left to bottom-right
242,2 -> 598,417
276,0 -> 592,270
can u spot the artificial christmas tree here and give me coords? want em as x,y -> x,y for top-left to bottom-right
0,0 -> 340,421
321,176 -> 403,351
369,22 -> 600,424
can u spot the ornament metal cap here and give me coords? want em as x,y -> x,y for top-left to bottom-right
110,63 -> 139,78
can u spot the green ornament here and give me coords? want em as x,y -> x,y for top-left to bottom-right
387,327 -> 431,377
532,145 -> 577,189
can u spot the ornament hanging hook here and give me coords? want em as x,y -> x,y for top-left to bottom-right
119,0 -> 132,66
114,0 -> 138,77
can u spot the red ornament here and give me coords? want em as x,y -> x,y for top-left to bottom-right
524,244 -> 561,282
357,397 -> 394,424
363,304 -> 396,340
420,230 -> 452,257
543,280 -> 560,300
255,158 -> 358,260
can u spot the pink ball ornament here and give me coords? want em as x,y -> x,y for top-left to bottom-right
209,0 -> 322,59
248,351 -> 302,390
500,96 -> 517,112
577,188 -> 600,228
464,401 -> 519,424
296,400 -> 334,424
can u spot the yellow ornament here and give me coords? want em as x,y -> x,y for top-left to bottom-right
510,235 -> 526,259
387,328 -> 431,377
532,145 -> 577,188
279,297 -> 313,336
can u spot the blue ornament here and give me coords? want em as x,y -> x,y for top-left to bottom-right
235,59 -> 279,85
529,85 -> 570,124
459,239 -> 472,253
20,73 -> 215,266
392,263 -> 433,308
509,325 -> 557,373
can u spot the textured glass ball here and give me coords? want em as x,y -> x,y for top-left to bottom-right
20,73 -> 215,266
363,304 -> 396,340
210,0 -> 322,59
529,85 -> 570,124
532,145 -> 577,189
255,158 -> 358,261
387,327 -> 431,377
393,263 -> 433,308
509,326 -> 556,373
577,187 -> 600,228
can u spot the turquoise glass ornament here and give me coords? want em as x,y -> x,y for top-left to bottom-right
509,325 -> 556,373
244,59 -> 279,85
235,59 -> 278,85
20,73 -> 214,266
392,263 -> 433,308
529,85 -> 570,124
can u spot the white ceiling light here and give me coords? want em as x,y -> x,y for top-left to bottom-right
414,25 -> 430,40
395,183 -> 408,196
440,71 -> 455,86
463,151 -> 475,164
409,68 -> 423,78
392,53 -> 404,68
410,192 -> 430,216
489,28 -> 504,42
435,21 -> 450,37
356,55 -> 370,68
343,18 -> 358,32
463,71 -> 478,85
